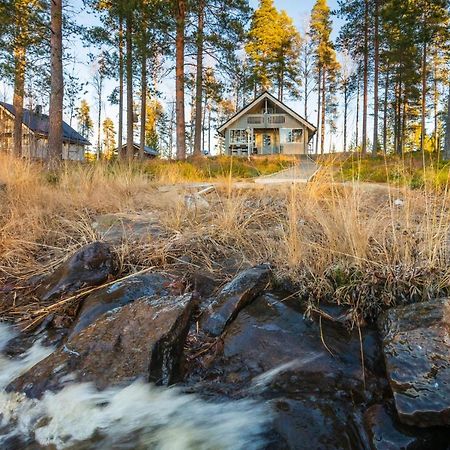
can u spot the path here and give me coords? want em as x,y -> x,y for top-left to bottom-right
254,156 -> 320,185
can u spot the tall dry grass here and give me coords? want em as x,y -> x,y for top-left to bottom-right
1,153 -> 450,325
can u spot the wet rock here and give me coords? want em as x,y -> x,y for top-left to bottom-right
8,294 -> 196,397
69,273 -> 176,339
189,271 -> 221,299
379,298 -> 450,427
37,242 -> 114,302
92,212 -> 163,244
269,398 -> 368,450
202,265 -> 271,336
220,293 -> 379,399
188,293 -> 389,449
364,404 -> 450,450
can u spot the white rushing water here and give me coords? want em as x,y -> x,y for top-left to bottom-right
0,323 -> 270,449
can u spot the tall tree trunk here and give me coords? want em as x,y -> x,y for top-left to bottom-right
433,52 -> 439,153
118,17 -> 124,159
175,0 -> 186,160
321,68 -> 326,155
193,0 -> 204,157
355,71 -> 360,150
139,54 -> 147,159
396,80 -> 403,155
304,73 -> 308,120
362,0 -> 369,154
372,0 -> 379,156
315,67 -> 321,155
443,87 -> 450,159
96,73 -> 103,160
126,10 -> 134,159
401,98 -> 407,155
420,42 -> 427,153
47,0 -> 63,165
13,45 -> 26,158
383,70 -> 389,153
202,94 -> 207,152
343,84 -> 348,153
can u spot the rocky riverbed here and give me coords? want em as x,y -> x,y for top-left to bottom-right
0,242 -> 449,449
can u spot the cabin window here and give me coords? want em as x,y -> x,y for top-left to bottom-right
229,129 -> 248,144
280,128 -> 303,144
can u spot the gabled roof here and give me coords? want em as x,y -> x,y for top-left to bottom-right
0,102 -> 91,146
218,91 -> 317,135
116,142 -> 159,157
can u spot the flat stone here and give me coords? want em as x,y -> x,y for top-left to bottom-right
92,213 -> 164,244
379,298 -> 450,427
8,294 -> 196,397
37,242 -> 114,302
69,273 -> 176,339
363,403 -> 450,450
202,265 -> 271,336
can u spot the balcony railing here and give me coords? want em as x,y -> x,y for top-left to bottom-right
246,114 -> 287,127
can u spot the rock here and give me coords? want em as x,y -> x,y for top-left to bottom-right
92,212 -> 163,244
379,298 -> 450,427
185,194 -> 210,210
202,265 -> 271,336
69,273 -> 176,339
269,398 -> 368,450
8,294 -> 196,397
219,293 -> 379,399
189,272 -> 221,299
37,242 -> 114,302
190,292 -> 385,449
364,404 -> 450,450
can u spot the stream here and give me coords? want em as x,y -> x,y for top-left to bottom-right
0,323 -> 270,450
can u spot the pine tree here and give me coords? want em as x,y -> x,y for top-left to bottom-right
47,0 -> 63,165
310,0 -> 339,154
246,0 -> 301,99
192,0 -> 250,156
175,0 -> 186,160
102,117 -> 116,159
76,99 -> 94,139
0,0 -> 47,158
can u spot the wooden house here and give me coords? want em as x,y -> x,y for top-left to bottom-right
115,143 -> 159,159
0,102 -> 90,160
218,91 -> 316,157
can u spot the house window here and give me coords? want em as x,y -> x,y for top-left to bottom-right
230,129 -> 248,144
280,128 -> 303,144
247,116 -> 263,124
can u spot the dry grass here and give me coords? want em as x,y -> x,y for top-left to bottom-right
1,153 -> 450,327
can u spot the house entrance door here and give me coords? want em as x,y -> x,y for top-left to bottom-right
262,133 -> 272,154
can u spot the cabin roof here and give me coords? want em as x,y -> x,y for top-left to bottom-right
0,102 -> 91,146
217,91 -> 317,135
116,143 -> 159,157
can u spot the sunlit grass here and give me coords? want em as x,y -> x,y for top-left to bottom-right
1,152 -> 450,326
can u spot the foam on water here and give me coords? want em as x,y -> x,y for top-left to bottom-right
0,323 -> 270,449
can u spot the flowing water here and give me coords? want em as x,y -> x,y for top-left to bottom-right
0,324 -> 270,449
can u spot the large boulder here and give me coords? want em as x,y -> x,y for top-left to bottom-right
8,293 -> 196,397
69,273 -> 177,339
379,298 -> 450,427
202,264 -> 271,336
189,293 -> 382,449
37,242 -> 114,302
